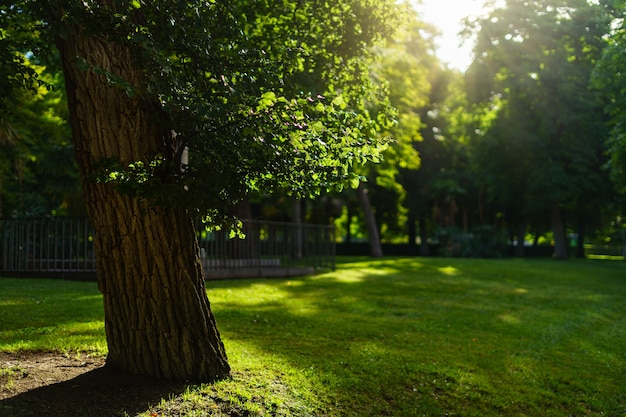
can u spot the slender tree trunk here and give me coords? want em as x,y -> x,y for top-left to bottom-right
477,191 -> 485,225
462,206 -> 468,233
345,205 -> 352,244
576,216 -> 586,259
56,22 -> 229,381
551,201 -> 568,260
418,214 -> 430,256
514,220 -> 527,257
407,211 -> 416,247
356,181 -> 383,258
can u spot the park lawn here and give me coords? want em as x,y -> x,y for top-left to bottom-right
1,257 -> 625,416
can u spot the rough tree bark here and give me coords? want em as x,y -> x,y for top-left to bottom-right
56,20 -> 230,381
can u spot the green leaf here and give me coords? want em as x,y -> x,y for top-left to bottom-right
331,95 -> 347,110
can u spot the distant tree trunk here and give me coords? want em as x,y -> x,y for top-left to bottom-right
514,220 -> 527,257
345,204 -> 353,244
576,216 -> 586,259
407,211 -> 416,247
357,181 -> 383,258
477,192 -> 485,225
551,202 -> 568,260
533,233 -> 540,247
56,22 -> 229,381
418,214 -> 430,256
462,206 -> 468,233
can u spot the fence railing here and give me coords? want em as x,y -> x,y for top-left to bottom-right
0,218 -> 95,274
198,220 -> 335,278
0,218 -> 335,279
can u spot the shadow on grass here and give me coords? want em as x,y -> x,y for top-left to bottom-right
0,365 -> 186,417
206,257 -> 626,416
0,278 -> 105,352
2,259 -> 625,416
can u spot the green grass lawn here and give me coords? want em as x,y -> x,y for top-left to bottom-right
1,257 -> 625,416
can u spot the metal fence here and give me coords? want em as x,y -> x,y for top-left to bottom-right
198,220 -> 335,279
0,218 -> 335,279
0,218 -> 95,275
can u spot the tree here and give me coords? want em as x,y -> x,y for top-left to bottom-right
0,10 -> 82,218
466,0 -> 613,259
354,9 -> 433,255
592,3 -> 626,258
594,3 -> 626,194
307,6 -> 431,256
4,0 -> 399,381
402,65 -> 471,255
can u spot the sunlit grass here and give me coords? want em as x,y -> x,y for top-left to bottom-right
206,257 -> 626,416
587,254 -> 624,261
0,279 -> 106,355
1,257 -> 625,416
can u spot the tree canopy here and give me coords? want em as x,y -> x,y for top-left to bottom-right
464,0 -> 613,258
5,0 -> 626,253
8,0 -> 397,226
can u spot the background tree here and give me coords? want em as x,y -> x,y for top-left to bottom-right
334,9 -> 436,255
356,12 -> 430,256
0,4 -> 80,218
591,2 -> 626,256
594,2 -> 626,195
401,65 -> 458,254
465,0 -> 613,259
372,15 -> 432,239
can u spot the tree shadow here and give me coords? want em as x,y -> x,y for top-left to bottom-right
0,365 -> 187,417
206,257 -> 626,415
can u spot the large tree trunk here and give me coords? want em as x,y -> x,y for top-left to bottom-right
551,201 -> 568,260
356,181 -> 383,258
56,21 -> 229,381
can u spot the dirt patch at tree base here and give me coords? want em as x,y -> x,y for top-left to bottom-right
0,351 -> 187,416
0,351 -> 104,398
